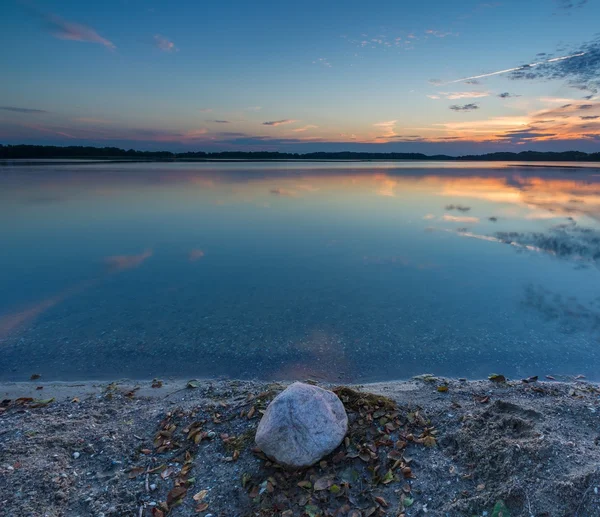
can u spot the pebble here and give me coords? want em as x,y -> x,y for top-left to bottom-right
73,452 -> 80,459
207,431 -> 216,439
149,484 -> 157,491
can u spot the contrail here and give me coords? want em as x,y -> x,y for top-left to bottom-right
442,52 -> 586,85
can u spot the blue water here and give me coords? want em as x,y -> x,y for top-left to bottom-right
1,160 -> 600,382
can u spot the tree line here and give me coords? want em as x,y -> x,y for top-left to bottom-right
1,144 -> 599,162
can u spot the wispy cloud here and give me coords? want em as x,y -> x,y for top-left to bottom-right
439,91 -> 490,99
210,120 -> 230,123
373,120 -> 397,127
154,34 -> 178,52
449,103 -> 480,112
199,108 -> 212,113
45,13 -> 115,50
262,119 -> 297,126
498,92 -> 520,98
425,29 -> 457,38
269,188 -> 296,197
245,106 -> 262,111
438,52 -> 585,85
313,57 -> 331,67
442,215 -> 479,223
427,94 -> 441,99
556,0 -> 588,9
189,249 -> 205,262
0,106 -> 47,114
292,125 -> 318,132
581,115 -> 600,120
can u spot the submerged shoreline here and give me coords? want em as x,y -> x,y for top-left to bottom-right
2,376 -> 600,516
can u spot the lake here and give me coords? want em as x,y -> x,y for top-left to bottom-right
2,160 -> 600,382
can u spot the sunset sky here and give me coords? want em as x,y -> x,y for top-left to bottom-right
1,0 -> 600,154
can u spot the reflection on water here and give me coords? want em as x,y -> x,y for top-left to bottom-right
1,161 -> 600,382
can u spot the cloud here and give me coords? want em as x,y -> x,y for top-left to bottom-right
189,249 -> 205,262
508,40 -> 600,93
556,0 -> 588,8
270,188 -> 296,197
439,52 -> 585,85
464,79 -> 480,85
440,91 -> 490,99
423,214 -> 436,220
199,108 -> 213,113
373,120 -> 397,127
425,29 -> 457,38
498,92 -> 520,98
104,249 -> 153,272
579,104 -> 594,109
581,115 -> 600,119
313,57 -> 331,67
0,106 -> 47,114
449,103 -> 479,111
292,125 -> 318,132
427,94 -> 441,99
210,120 -> 230,124
442,215 -> 480,223
262,119 -> 297,126
45,13 -> 115,50
245,106 -> 262,111
154,34 -> 177,52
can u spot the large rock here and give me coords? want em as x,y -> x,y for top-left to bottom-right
255,382 -> 348,468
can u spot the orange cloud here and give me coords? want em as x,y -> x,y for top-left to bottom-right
104,249 -> 153,272
189,249 -> 205,262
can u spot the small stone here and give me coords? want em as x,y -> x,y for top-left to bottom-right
255,382 -> 348,468
73,452 -> 80,459
149,484 -> 157,491
207,431 -> 216,439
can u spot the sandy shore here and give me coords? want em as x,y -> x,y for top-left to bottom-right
1,376 -> 600,517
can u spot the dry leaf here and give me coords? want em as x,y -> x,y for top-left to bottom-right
195,502 -> 209,513
193,489 -> 208,502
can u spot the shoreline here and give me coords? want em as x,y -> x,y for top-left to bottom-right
2,376 -> 600,516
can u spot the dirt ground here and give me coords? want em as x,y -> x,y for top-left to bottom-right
1,375 -> 600,517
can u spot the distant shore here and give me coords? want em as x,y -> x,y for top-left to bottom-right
2,144 -> 600,164
2,376 -> 600,516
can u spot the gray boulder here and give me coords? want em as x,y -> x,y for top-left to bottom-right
255,382 -> 348,468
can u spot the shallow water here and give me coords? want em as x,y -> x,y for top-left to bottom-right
2,160 -> 600,382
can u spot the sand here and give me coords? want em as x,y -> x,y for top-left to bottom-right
1,376 -> 600,517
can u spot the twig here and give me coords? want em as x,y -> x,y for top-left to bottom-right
138,504 -> 144,517
145,467 -> 150,493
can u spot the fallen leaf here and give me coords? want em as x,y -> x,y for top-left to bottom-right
193,489 -> 208,502
521,376 -> 538,384
187,380 -> 201,389
403,496 -> 414,507
128,466 -> 145,478
247,406 -> 256,419
437,385 -> 449,392
329,484 -> 341,494
30,397 -> 55,408
71,397 -> 79,403
152,379 -> 163,388
545,375 -> 556,380
161,467 -> 174,479
151,509 -> 164,517
297,480 -> 312,489
194,502 -> 209,513
167,486 -> 187,506
35,386 -> 43,390
30,374 -> 41,380
476,483 -> 485,491
314,476 -> 332,491
488,373 -> 506,383
374,496 -> 388,507
381,469 -> 394,484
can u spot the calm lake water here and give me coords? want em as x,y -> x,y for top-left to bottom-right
2,160 -> 600,382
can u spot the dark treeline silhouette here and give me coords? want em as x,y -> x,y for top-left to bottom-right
1,144 -> 600,162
